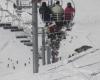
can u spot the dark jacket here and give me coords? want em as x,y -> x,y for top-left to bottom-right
39,4 -> 51,22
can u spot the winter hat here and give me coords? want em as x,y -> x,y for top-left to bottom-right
56,1 -> 60,5
67,2 -> 72,7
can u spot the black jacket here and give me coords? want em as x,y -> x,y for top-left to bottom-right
39,6 -> 51,21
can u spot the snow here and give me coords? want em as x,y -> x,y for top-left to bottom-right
0,0 -> 100,80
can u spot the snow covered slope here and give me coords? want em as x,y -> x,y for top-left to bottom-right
0,26 -> 33,75
0,0 -> 100,80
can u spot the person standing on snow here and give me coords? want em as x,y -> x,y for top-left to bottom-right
64,2 -> 75,28
39,2 -> 52,24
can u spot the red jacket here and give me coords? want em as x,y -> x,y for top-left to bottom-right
64,7 -> 75,20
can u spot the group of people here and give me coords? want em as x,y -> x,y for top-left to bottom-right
39,1 -> 75,63
39,1 -> 75,27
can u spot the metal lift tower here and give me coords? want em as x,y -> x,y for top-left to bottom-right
32,0 -> 39,73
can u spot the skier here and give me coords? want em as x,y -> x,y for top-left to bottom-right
64,2 -> 75,30
51,1 -> 64,27
39,2 -> 52,25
